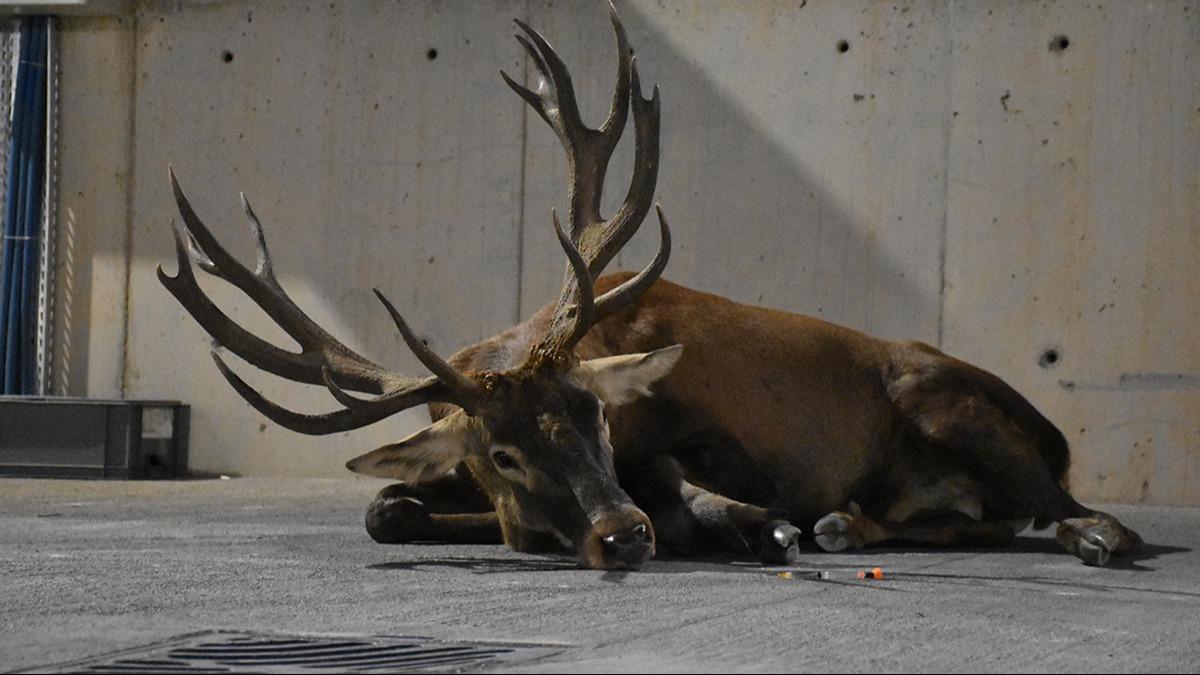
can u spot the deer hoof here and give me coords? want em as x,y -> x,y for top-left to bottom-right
813,511 -> 862,552
759,521 -> 801,565
365,493 -> 431,544
1056,517 -> 1141,566
1076,536 -> 1111,567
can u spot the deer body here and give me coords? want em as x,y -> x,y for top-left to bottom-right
163,4 -> 1140,568
390,273 -> 1131,564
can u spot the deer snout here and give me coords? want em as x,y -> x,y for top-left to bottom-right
582,506 -> 655,570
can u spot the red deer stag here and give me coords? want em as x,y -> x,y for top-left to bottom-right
160,5 -> 1141,569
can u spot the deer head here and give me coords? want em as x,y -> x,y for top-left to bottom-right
158,4 -> 676,569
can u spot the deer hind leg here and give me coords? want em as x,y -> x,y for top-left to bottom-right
815,472 -> 1023,552
365,472 -> 502,545
629,456 -> 801,565
904,392 -> 1142,566
814,504 -> 1023,552
1055,512 -> 1143,567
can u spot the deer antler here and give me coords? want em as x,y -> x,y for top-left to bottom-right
501,1 -> 671,365
157,168 -> 485,434
160,5 -> 670,436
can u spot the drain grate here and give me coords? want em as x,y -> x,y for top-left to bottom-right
27,631 -> 565,674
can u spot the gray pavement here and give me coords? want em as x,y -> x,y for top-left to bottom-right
1,477 -> 1198,673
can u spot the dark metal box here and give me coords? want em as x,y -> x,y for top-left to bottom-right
0,397 -> 189,479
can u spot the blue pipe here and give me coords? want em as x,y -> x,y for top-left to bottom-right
0,20 -> 32,393
20,19 -> 48,390
1,20 -> 32,392
15,21 -> 42,390
0,17 -> 48,395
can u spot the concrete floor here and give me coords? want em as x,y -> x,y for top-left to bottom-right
2,477 -> 1198,673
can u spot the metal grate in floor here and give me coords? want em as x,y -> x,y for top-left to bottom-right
26,631 -> 565,674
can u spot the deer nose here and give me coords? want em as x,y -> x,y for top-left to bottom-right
602,522 -> 650,549
587,508 -> 655,569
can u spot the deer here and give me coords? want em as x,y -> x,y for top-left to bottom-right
159,4 -> 1142,570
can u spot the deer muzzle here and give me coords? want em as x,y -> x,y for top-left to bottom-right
580,504 -> 656,570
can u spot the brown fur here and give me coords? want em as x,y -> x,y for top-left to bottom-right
413,273 -> 1140,564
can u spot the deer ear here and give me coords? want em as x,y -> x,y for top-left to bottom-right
345,410 -> 482,483
572,344 -> 683,408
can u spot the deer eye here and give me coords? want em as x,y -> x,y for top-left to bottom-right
491,449 -> 518,471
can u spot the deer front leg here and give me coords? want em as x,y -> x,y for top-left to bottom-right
680,481 -> 802,565
365,478 -> 502,545
631,457 -> 801,565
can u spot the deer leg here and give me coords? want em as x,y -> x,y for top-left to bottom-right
814,507 -> 1021,552
370,470 -> 492,514
681,480 -> 803,565
1055,513 -> 1143,567
365,475 -> 502,545
905,394 -> 1142,566
495,516 -> 572,554
630,457 -> 801,565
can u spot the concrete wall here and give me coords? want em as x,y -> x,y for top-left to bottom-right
47,1 -> 1199,505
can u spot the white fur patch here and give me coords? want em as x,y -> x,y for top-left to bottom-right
1010,518 -> 1034,535
885,473 -> 984,522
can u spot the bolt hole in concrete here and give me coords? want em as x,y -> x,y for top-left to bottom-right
836,39 -> 850,53
1039,348 -> 1061,369
427,47 -> 438,60
1050,34 -> 1070,52
222,50 -> 234,63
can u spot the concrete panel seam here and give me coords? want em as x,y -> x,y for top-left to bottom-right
117,12 -> 138,398
936,0 -> 955,350
514,0 -> 531,324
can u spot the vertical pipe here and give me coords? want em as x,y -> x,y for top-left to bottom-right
18,20 -> 42,393
20,17 -> 47,392
0,23 -> 16,277
0,17 -> 47,395
0,20 -> 31,392
36,16 -> 58,396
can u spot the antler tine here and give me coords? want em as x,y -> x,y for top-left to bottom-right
170,169 -> 339,347
240,192 -> 275,279
183,228 -> 219,276
165,169 -> 385,391
509,19 -> 586,144
372,288 -> 485,404
186,190 -> 275,283
160,169 -> 484,433
211,353 -> 451,435
530,210 -> 597,362
502,2 -> 631,233
594,204 -> 670,321
597,1 -> 632,138
587,57 -> 661,277
158,218 -> 370,390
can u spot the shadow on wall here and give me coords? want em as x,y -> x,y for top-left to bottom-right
522,1 -> 945,343
52,207 -> 78,393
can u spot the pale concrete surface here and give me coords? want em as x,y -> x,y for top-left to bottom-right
1,477 -> 1198,673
